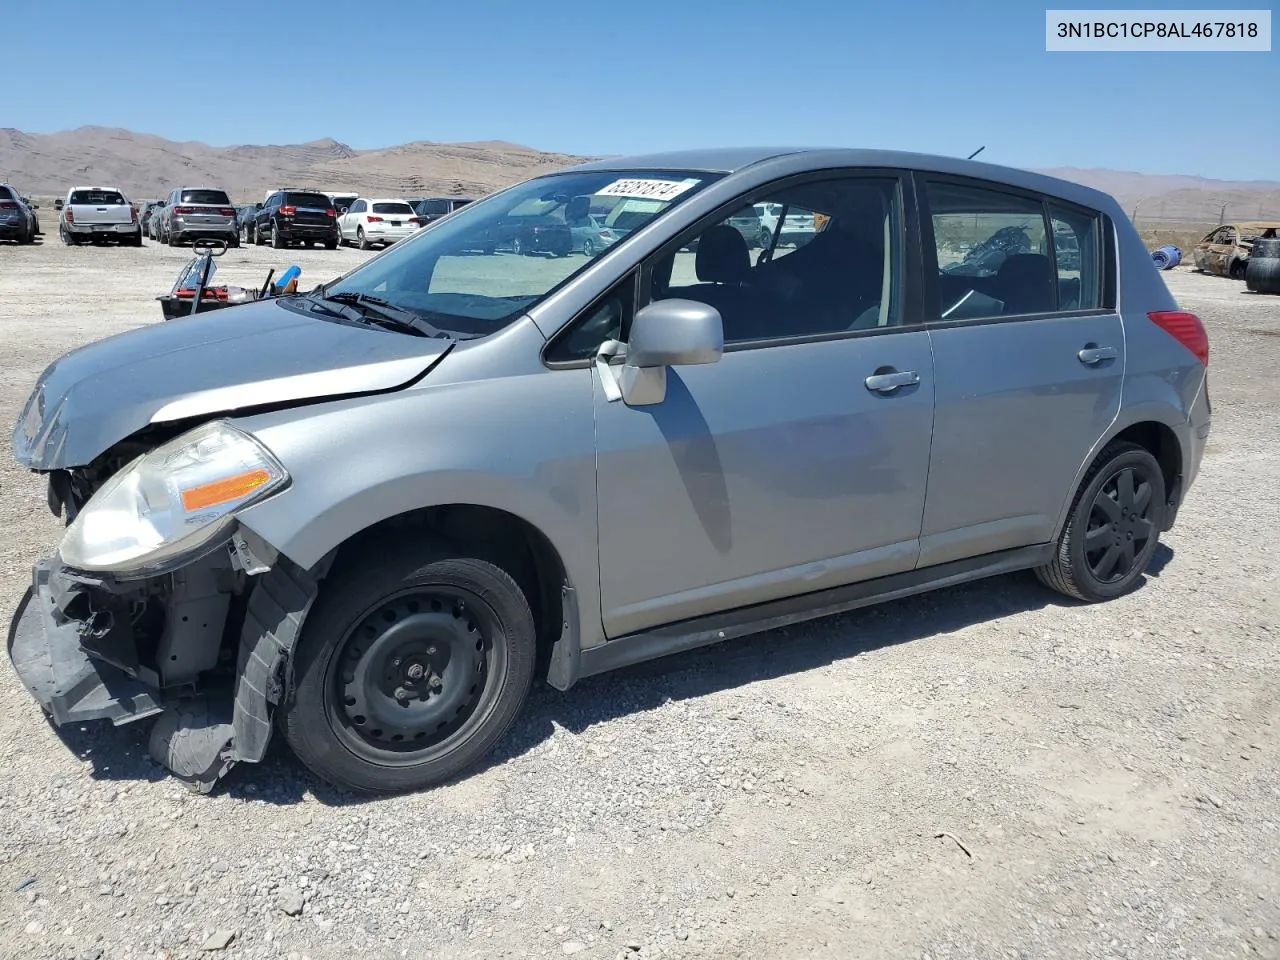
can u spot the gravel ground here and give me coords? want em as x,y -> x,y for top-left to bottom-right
0,238 -> 1277,960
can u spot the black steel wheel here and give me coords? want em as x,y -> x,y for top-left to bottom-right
1036,441 -> 1165,602
282,544 -> 536,793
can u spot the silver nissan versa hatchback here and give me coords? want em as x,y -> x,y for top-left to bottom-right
8,149 -> 1211,794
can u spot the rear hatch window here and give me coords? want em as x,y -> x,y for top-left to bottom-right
70,190 -> 126,205
181,189 -> 231,205
372,202 -> 414,215
285,193 -> 333,209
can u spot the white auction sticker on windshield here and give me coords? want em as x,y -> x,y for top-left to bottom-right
596,178 -> 701,201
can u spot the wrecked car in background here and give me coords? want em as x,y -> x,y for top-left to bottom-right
1192,221 -> 1280,279
8,148 -> 1210,797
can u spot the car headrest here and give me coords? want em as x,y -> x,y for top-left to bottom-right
696,225 -> 750,284
996,253 -> 1055,313
997,253 -> 1054,284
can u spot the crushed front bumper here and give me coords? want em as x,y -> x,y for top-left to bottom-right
6,560 -> 163,727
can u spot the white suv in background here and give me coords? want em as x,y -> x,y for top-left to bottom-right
336,198 -> 421,249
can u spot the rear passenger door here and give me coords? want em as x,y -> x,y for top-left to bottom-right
916,176 -> 1122,567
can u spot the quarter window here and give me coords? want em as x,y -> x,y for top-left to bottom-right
1048,203 -> 1101,310
648,177 -> 902,344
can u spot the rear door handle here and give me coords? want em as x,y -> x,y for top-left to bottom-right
1077,344 -> 1118,366
864,369 -> 920,393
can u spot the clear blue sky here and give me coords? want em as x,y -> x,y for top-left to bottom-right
2,0 -> 1275,180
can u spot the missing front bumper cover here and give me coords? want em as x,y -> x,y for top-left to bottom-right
7,561 -> 163,726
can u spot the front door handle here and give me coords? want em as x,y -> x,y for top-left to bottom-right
1077,344 -> 1118,366
864,369 -> 920,394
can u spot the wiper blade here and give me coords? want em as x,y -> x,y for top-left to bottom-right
321,292 -> 448,338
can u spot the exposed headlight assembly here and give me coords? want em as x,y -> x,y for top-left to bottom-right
59,421 -> 288,577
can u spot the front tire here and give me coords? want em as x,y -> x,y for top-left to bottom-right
1035,441 -> 1165,602
282,543 -> 536,794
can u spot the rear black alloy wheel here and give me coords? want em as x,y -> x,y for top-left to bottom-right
1036,441 -> 1165,602
283,546 -> 536,793
1084,467 -> 1157,584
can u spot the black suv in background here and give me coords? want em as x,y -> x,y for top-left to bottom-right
411,196 -> 475,226
252,191 -> 339,249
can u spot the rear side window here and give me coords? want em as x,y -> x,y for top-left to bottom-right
926,181 -> 1107,321
181,189 -> 230,205
70,190 -> 126,205
372,202 -> 414,214
285,192 -> 332,209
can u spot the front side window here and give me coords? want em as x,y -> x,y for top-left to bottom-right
646,177 -> 900,344
324,170 -> 713,337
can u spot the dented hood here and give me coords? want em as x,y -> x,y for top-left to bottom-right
13,297 -> 452,470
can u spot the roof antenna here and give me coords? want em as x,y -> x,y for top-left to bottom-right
966,146 -> 986,160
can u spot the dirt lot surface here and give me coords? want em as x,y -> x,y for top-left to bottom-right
0,237 -> 1277,960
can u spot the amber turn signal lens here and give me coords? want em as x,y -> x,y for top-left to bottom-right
180,469 -> 272,512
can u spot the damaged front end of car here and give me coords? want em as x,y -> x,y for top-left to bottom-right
8,417 -> 327,794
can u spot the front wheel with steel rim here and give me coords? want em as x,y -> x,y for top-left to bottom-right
282,545 -> 536,794
1036,441 -> 1166,602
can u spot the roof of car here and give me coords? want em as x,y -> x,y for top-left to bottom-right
566,147 -> 1116,208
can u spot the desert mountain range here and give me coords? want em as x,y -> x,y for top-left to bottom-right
2,127 -> 1277,223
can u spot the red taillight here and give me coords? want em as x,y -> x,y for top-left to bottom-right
1149,310 -> 1208,366
600,230 -> 613,239
66,207 -> 74,223
279,206 -> 296,216
366,216 -> 384,223
0,200 -> 17,210
218,207 -> 236,216
326,208 -> 336,218
174,206 -> 194,215
130,205 -> 138,222
410,217 -> 426,225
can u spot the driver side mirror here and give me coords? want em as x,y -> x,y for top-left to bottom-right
602,299 -> 724,406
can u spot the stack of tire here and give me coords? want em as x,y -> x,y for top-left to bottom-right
1245,238 -> 1280,294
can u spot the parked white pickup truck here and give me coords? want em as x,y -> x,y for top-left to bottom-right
60,186 -> 142,246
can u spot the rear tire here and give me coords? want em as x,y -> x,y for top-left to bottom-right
324,238 -> 338,250
281,542 -> 536,794
1035,441 -> 1165,602
271,226 -> 284,249
357,227 -> 370,251
168,231 -> 181,248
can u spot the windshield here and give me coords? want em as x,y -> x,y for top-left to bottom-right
181,189 -> 231,205
372,201 -> 414,214
324,170 -> 713,336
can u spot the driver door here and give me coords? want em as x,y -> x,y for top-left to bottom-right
585,173 -> 936,638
